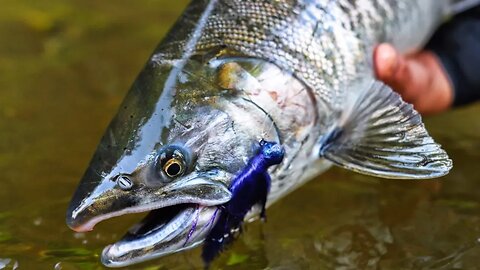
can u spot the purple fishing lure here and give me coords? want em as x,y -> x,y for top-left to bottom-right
202,140 -> 284,265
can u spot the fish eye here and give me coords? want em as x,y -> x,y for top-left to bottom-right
163,156 -> 185,177
156,146 -> 188,181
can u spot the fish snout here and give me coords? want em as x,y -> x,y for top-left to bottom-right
66,169 -> 233,232
66,168 -> 135,232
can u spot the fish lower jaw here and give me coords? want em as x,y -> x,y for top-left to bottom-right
101,240 -> 205,268
101,204 -> 219,268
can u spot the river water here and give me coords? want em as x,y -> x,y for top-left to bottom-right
1,1 -> 479,269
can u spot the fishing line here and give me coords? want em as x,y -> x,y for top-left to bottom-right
240,97 -> 282,143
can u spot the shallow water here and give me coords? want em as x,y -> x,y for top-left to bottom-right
1,1 -> 480,269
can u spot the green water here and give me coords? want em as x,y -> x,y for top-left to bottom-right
1,1 -> 480,269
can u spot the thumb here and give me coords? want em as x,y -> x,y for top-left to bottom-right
374,43 -> 399,82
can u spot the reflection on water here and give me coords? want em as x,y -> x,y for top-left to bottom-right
1,1 -> 479,269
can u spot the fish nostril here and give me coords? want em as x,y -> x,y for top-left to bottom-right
116,175 -> 133,190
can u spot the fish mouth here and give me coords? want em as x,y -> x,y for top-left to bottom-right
101,203 -> 219,267
66,172 -> 232,267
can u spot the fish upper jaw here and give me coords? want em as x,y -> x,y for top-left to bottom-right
66,168 -> 232,267
66,170 -> 232,233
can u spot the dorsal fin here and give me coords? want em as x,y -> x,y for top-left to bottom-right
318,81 -> 452,179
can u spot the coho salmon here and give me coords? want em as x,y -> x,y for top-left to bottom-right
66,0 -> 468,267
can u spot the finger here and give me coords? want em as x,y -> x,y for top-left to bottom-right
391,56 -> 426,103
373,43 -> 399,82
373,43 -> 413,99
374,44 -> 423,101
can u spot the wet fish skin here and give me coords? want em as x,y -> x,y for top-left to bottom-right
66,0 -> 453,267
161,0 -> 447,108
154,0 -> 450,203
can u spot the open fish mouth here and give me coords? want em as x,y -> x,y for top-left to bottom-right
66,171 -> 233,267
101,203 -> 219,267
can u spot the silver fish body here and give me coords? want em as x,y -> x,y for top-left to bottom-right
66,0 -> 453,267
147,0 -> 451,203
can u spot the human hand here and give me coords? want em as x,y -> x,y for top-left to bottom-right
373,43 -> 454,115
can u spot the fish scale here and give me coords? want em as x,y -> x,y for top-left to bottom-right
158,0 -> 448,111
195,0 -> 346,108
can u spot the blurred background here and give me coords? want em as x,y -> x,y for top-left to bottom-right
0,1 -> 480,269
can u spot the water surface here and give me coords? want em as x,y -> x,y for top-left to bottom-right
1,1 -> 479,269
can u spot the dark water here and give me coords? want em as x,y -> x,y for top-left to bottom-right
1,1 -> 480,269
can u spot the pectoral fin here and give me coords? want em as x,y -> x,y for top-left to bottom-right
318,81 -> 452,179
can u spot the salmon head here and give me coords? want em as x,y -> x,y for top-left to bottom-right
65,51 -> 286,267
